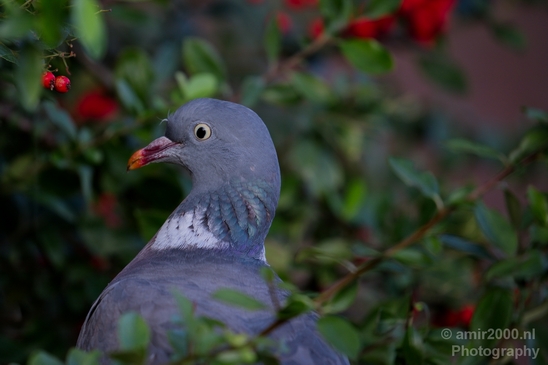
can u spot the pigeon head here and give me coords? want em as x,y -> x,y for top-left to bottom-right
128,98 -> 280,193
127,98 -> 280,257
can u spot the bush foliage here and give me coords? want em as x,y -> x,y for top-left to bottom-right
1,0 -> 547,364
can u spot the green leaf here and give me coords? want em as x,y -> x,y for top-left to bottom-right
289,140 -> 343,197
325,280 -> 358,313
474,203 -> 517,256
43,101 -> 77,140
528,186 -> 548,226
491,22 -> 526,51
402,327 -> 423,365
0,5 -> 33,39
115,48 -> 155,103
37,0 -> 67,48
262,83 -> 301,105
184,73 -> 218,101
291,72 -> 330,103
340,178 -> 367,221
319,0 -> 353,33
364,0 -> 401,19
446,138 -> 505,163
504,189 -> 522,230
486,250 -> 546,281
212,288 -> 267,311
264,17 -> 281,64
72,0 -> 107,59
28,351 -> 64,365
470,287 -> 513,347
296,239 -> 353,264
167,329 -> 189,358
418,54 -> 467,94
0,43 -> 17,63
117,312 -> 151,350
317,316 -> 361,359
509,126 -> 548,162
240,76 -> 265,107
440,235 -> 493,259
16,45 -> 43,111
182,37 -> 226,82
340,39 -> 393,75
277,294 -> 314,320
523,106 -> 548,124
389,158 -> 440,201
115,79 -> 145,114
66,348 -> 101,365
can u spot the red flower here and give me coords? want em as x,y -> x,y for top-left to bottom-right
400,0 -> 456,45
343,16 -> 395,39
276,12 -> 292,34
76,90 -> 118,122
308,18 -> 324,39
458,305 -> 475,328
93,193 -> 122,228
285,0 -> 317,10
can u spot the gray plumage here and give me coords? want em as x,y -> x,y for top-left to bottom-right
77,98 -> 349,365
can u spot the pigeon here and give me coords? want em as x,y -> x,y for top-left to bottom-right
77,98 -> 349,365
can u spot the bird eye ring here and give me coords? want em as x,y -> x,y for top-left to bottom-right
194,123 -> 211,140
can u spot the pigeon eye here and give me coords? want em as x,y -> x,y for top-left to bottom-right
194,123 -> 211,140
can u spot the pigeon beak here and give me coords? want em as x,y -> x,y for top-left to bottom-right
127,136 -> 180,171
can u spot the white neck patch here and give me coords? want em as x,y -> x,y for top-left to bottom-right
150,207 -> 266,262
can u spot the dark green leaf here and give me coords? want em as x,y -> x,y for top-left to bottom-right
418,54 -> 467,94
66,348 -> 101,365
167,329 -> 189,357
291,72 -> 330,103
182,37 -> 226,82
340,39 -> 393,74
523,106 -> 548,124
240,76 -> 265,107
0,43 -> 18,63
402,327 -> 423,365
16,45 -> 43,111
72,0 -> 107,59
117,312 -> 151,350
486,250 -> 546,281
115,79 -> 145,114
264,18 -> 281,64
289,140 -> 343,197
446,138 -> 505,162
504,189 -> 522,230
28,351 -> 64,365
474,203 -> 517,256
277,294 -> 314,320
389,158 -> 440,200
213,288 -> 267,311
0,5 -> 33,39
115,48 -> 155,103
509,125 -> 548,162
317,315 -> 361,359
470,287 -> 513,347
528,186 -> 548,226
262,83 -> 301,105
216,348 -> 257,364
319,0 -> 353,33
43,101 -> 77,140
491,22 -> 526,51
440,235 -> 493,259
364,0 -> 401,19
37,0 -> 67,47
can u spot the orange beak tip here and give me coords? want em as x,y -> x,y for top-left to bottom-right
127,149 -> 145,171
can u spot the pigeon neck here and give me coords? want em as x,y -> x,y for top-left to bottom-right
149,179 -> 278,262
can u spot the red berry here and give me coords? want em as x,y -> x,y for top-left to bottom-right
54,76 -> 71,93
42,71 -> 56,90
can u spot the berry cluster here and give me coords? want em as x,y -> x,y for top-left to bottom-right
42,71 -> 71,93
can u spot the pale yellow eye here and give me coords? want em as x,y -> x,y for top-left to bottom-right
194,123 -> 211,140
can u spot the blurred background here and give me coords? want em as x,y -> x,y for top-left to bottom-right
1,0 -> 547,363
